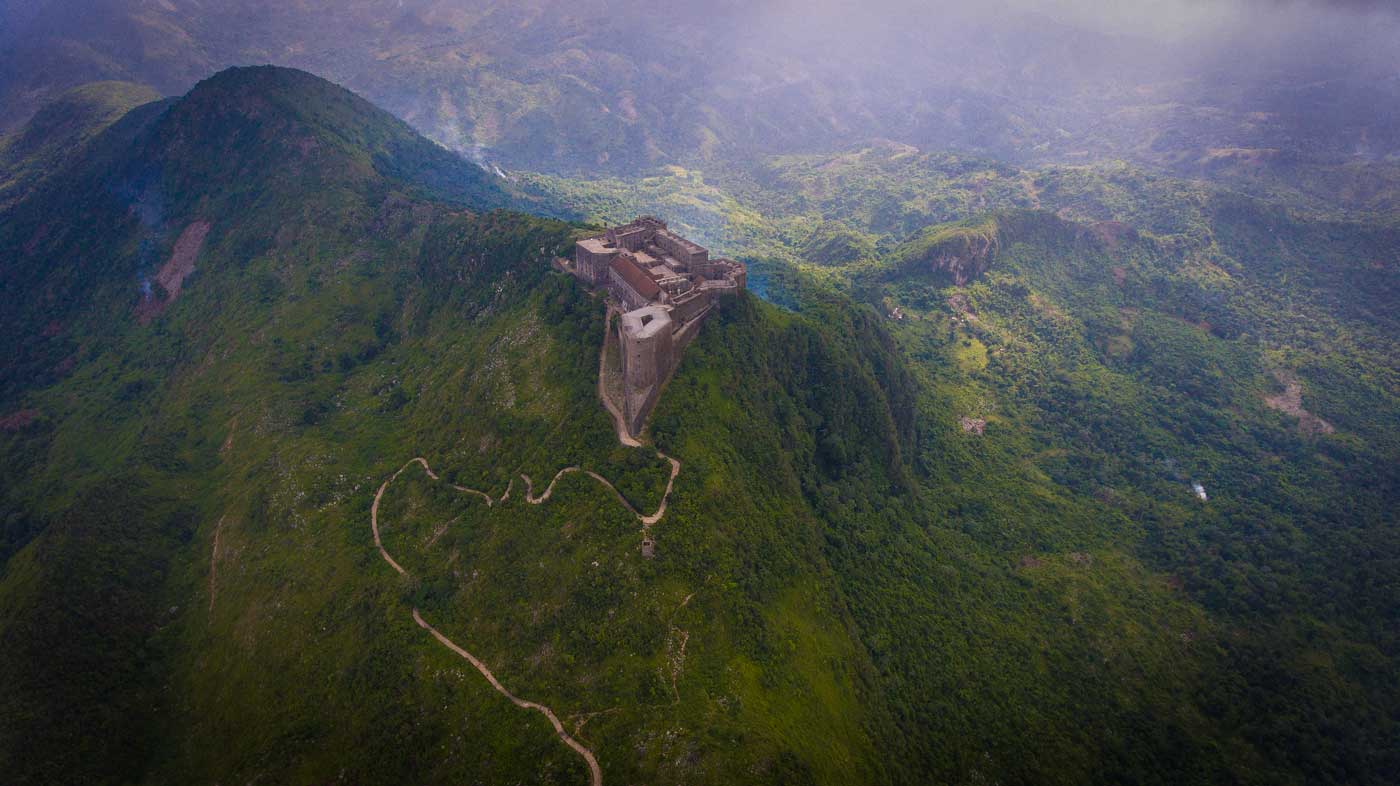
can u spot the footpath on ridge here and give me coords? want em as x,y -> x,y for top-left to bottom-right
369,307 -> 682,786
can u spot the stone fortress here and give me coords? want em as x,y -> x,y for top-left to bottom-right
569,217 -> 746,436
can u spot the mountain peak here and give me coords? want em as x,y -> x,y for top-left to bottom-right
134,65 -> 515,211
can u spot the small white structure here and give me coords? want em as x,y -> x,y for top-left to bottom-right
1191,482 -> 1208,501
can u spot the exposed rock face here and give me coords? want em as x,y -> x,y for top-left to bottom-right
946,293 -> 982,324
898,212 -> 1126,288
155,221 -> 211,301
136,220 -> 211,324
894,223 -> 1000,286
0,409 -> 40,431
926,231 -> 998,286
1264,370 -> 1336,436
959,416 -> 986,435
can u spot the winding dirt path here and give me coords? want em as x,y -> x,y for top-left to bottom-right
369,307 -> 686,785
207,515 -> 226,614
520,455 -> 680,527
373,453 -> 680,786
372,458 -> 604,785
414,609 -> 603,786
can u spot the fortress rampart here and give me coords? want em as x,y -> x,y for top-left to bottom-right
571,217 -> 746,436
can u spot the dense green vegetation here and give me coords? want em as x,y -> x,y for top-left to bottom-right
1,66 -> 1397,786
0,80 -> 160,209
1,67 -> 919,785
528,141 -> 1400,784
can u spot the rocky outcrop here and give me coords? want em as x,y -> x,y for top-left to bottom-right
893,222 -> 1000,286
1264,370 -> 1336,436
928,231 -> 998,285
135,220 -> 210,324
890,210 -> 1136,287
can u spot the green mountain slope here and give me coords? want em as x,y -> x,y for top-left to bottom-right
0,66 -> 564,780
0,66 -> 533,407
868,207 -> 1400,782
0,80 -> 161,208
2,66 -> 1397,786
528,145 -> 1400,785
0,66 -> 912,785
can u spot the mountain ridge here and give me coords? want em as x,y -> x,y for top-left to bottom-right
4,1 -> 1397,180
0,65 -> 920,785
0,65 -> 544,407
0,61 -> 1396,786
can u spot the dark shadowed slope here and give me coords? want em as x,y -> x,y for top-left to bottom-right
0,80 -> 160,208
0,66 -> 536,406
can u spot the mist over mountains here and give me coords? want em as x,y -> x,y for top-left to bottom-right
2,0 -> 1397,172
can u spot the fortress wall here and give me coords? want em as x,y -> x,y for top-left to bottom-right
692,260 -> 724,280
586,250 -> 607,285
689,258 -> 745,287
655,230 -> 708,267
672,303 -> 713,353
621,324 -> 659,390
576,219 -> 747,437
626,382 -> 663,437
609,268 -> 652,310
574,241 -> 618,286
619,307 -> 675,437
655,272 -> 691,293
671,290 -> 712,324
573,242 -> 591,282
610,225 -> 649,252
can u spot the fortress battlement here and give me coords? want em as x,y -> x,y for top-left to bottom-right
572,218 -> 746,436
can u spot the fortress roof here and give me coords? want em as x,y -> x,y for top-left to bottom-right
619,305 -> 673,339
611,254 -> 661,299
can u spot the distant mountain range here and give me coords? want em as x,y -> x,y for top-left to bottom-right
3,0 -> 1398,174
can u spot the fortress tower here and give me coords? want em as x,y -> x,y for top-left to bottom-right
617,306 -> 675,436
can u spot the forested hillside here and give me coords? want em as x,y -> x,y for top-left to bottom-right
1,64 -> 1396,786
529,141 -> 1400,785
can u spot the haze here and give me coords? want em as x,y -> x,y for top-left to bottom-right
3,0 -> 1398,171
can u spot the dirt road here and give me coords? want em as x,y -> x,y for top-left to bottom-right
369,309 -> 685,785
414,610 -> 603,786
